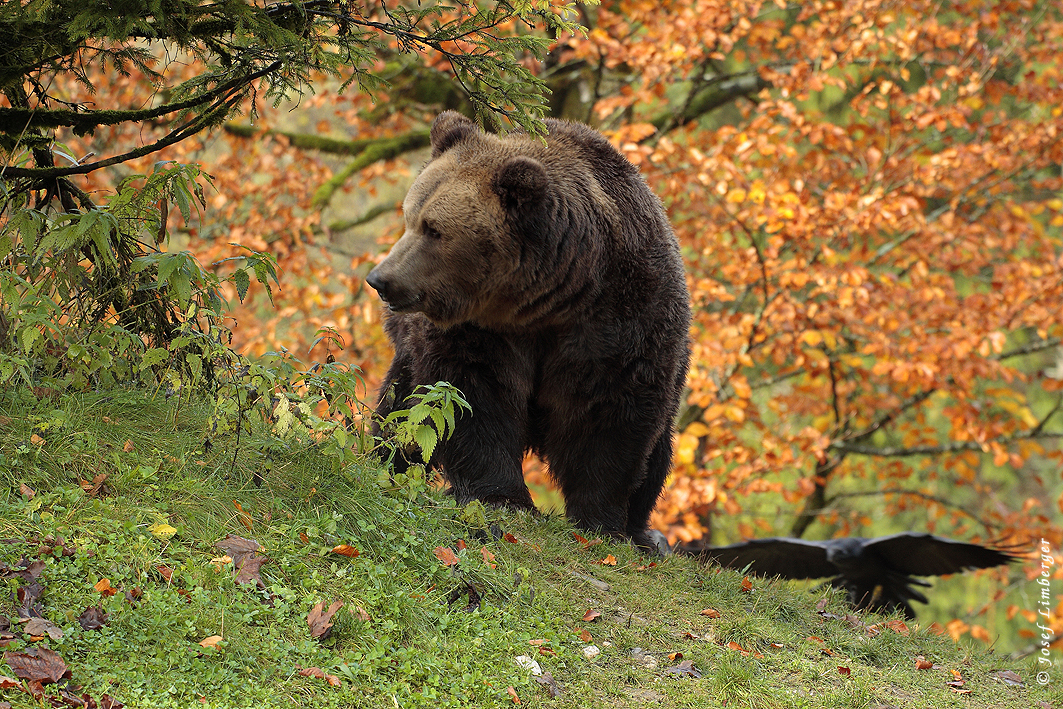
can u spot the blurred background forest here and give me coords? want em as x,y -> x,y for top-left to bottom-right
2,0 -> 1062,654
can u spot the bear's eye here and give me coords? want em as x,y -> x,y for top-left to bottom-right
423,224 -> 442,240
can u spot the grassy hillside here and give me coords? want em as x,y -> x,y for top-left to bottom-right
0,388 -> 1056,708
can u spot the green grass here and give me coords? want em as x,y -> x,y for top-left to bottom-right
0,388 -> 1057,708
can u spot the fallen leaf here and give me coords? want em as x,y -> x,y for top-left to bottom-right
455,539 -> 466,551
214,535 -> 260,562
634,561 -> 658,570
149,522 -> 176,539
125,587 -> 143,604
22,617 -> 62,641
433,546 -> 459,566
481,547 -> 496,568
298,666 -> 341,687
331,544 -> 360,558
883,619 -> 909,635
506,686 -> 521,704
198,635 -> 223,648
156,565 -> 174,583
19,483 -> 36,498
990,669 -> 1024,686
233,501 -> 253,531
353,605 -> 371,622
534,671 -> 562,698
0,675 -> 20,688
78,606 -> 108,631
664,659 -> 702,678
94,578 -> 117,597
668,651 -> 683,661
915,657 -> 934,670
78,473 -> 108,497
838,666 -> 851,676
528,639 -> 549,646
582,609 -> 601,622
683,631 -> 699,640
503,533 -> 518,543
727,641 -> 746,653
307,599 -> 344,639
3,647 -> 69,683
215,534 -> 267,588
122,439 -> 134,452
298,532 -> 309,544
30,435 -> 45,447
578,629 -> 592,642
699,608 -> 721,618
572,532 -> 603,549
538,646 -> 556,657
597,554 -> 617,566
740,576 -> 753,592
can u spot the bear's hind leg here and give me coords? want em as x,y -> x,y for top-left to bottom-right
625,430 -> 673,553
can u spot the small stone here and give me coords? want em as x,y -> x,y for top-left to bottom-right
515,655 -> 542,676
583,645 -> 601,660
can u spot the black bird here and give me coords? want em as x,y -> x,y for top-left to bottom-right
678,533 -> 1019,619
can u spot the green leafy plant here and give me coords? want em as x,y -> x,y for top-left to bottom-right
381,381 -> 471,464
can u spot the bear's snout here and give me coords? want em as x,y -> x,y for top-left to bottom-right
366,268 -> 422,313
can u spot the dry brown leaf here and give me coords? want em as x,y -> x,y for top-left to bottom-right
79,473 -> 108,497
307,599 -> 344,639
199,635 -> 223,648
299,666 -> 342,687
93,578 -> 117,597
3,647 -> 69,683
78,605 -> 108,631
22,617 -> 62,641
506,686 -> 521,704
433,546 -> 459,566
582,609 -> 601,622
481,547 -> 496,568
353,605 -> 371,622
122,439 -> 134,452
19,483 -> 35,499
233,501 -> 253,531
915,657 -> 934,670
331,544 -> 360,558
699,608 -> 721,618
663,659 -> 702,678
29,435 -> 45,447
534,671 -> 562,698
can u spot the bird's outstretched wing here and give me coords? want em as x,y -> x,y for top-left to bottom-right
863,533 -> 1019,577
678,537 -> 838,579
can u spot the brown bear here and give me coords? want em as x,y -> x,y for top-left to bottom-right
366,111 -> 690,551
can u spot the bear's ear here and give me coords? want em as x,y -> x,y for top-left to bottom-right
431,111 -> 478,158
493,156 -> 548,209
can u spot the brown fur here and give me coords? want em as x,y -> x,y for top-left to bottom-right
367,112 -> 690,550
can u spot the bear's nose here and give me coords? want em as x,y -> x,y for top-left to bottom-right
366,269 -> 389,300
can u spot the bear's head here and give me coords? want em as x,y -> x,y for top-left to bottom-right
365,112 -> 554,330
